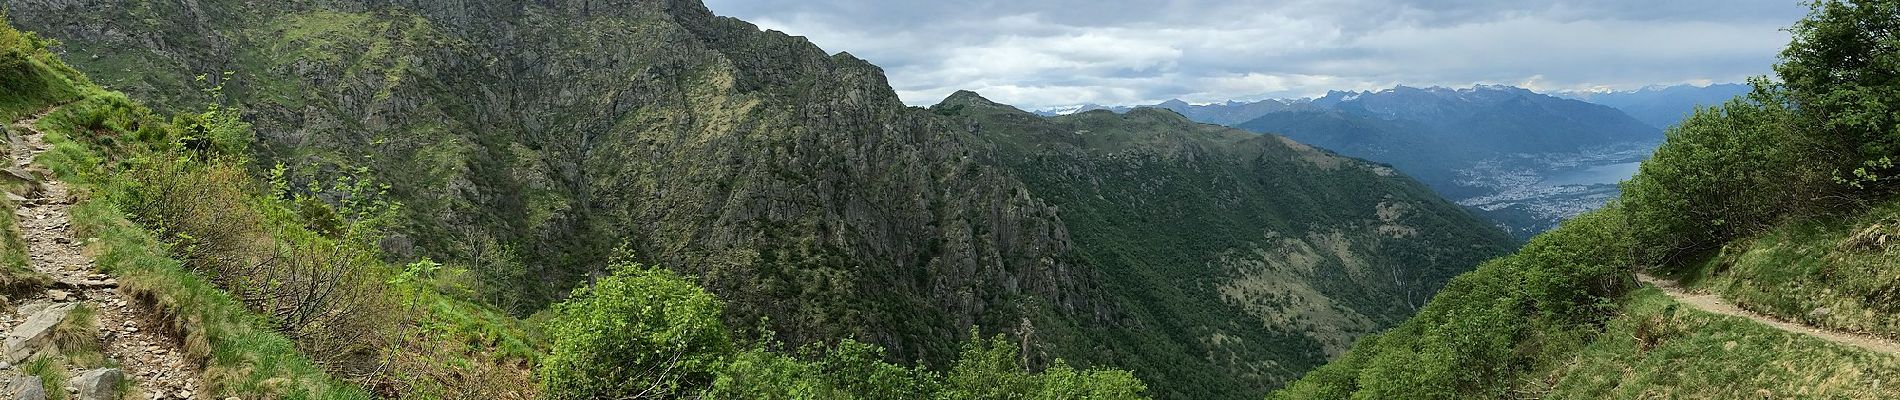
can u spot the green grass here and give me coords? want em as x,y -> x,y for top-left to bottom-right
1538,288 -> 1900,399
0,19 -> 84,123
22,356 -> 70,400
49,304 -> 108,369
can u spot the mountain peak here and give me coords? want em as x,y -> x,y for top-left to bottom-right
933,90 -> 1034,116
936,90 -> 1002,107
1125,106 -> 1193,123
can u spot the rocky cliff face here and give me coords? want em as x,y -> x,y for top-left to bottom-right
8,1 -> 1512,398
7,0 -> 1109,364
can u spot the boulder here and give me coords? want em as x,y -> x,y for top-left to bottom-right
10,378 -> 44,400
70,368 -> 120,400
3,303 -> 73,363
0,169 -> 33,184
0,373 -> 45,400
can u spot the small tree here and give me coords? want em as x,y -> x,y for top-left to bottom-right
540,263 -> 733,399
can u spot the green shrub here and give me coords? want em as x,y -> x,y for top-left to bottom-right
705,339 -> 939,399
943,333 -> 1147,400
539,264 -> 733,399
1779,0 -> 1900,194
1620,88 -> 1802,268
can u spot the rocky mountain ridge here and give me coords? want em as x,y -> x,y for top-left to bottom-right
6,1 -> 1512,398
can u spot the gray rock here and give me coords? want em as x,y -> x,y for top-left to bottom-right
3,303 -> 73,363
10,378 -> 45,400
70,368 -> 120,400
0,169 -> 33,185
1808,307 -> 1832,320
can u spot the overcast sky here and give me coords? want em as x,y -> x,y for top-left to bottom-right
701,0 -> 1809,110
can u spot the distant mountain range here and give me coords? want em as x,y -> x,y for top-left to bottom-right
1552,83 -> 1754,129
1037,83 -> 1747,134
1037,99 -> 1307,126
1034,84 -> 1746,237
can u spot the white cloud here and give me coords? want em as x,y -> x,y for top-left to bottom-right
704,0 -> 1807,109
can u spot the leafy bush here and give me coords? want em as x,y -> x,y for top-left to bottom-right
1620,88 -> 1802,267
539,264 -> 733,399
1622,0 -> 1900,269
943,333 -> 1147,400
704,339 -> 939,399
543,264 -> 1148,400
705,333 -> 1146,400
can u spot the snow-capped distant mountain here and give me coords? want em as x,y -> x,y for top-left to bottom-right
1553,83 -> 1752,129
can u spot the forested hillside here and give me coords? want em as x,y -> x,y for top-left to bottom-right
2,0 -> 1514,398
1270,1 -> 1900,398
935,92 -> 1510,397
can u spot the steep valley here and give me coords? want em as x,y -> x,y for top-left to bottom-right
4,1 -> 1514,398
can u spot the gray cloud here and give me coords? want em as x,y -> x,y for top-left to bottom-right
703,0 -> 1808,109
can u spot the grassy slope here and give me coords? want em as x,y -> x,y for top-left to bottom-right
33,79 -> 543,400
37,91 -> 371,399
1538,289 -> 1900,399
0,19 -> 72,301
1674,199 -> 1900,341
1270,205 -> 1900,399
